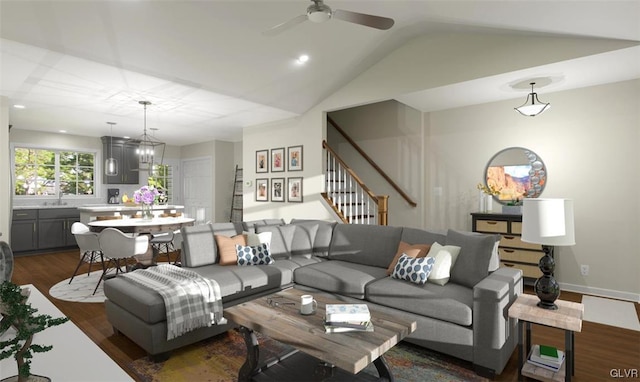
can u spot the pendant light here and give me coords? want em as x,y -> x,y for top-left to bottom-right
133,100 -> 166,172
105,122 -> 118,176
514,82 -> 551,117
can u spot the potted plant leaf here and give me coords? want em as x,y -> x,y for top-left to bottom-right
0,281 -> 69,382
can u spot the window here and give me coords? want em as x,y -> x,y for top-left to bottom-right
14,147 -> 96,196
148,164 -> 172,203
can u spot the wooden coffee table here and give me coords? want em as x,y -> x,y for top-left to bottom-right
224,288 -> 416,381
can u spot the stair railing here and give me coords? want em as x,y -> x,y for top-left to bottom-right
323,141 -> 388,225
327,116 -> 417,207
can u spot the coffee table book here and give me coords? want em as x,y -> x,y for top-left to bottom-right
325,303 -> 371,322
528,345 -> 565,372
324,320 -> 373,333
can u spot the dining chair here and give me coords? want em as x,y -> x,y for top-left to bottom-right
149,231 -> 175,264
69,222 -> 105,284
95,228 -> 149,295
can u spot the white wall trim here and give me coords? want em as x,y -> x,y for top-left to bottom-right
560,282 -> 640,303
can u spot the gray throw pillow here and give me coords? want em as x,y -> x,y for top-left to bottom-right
447,229 -> 499,288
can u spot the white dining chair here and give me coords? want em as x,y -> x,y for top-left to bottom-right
69,222 -> 105,284
95,228 -> 149,295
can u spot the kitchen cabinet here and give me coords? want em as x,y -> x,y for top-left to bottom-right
471,212 -> 551,283
37,208 -> 79,249
11,208 -> 79,254
10,210 -> 37,252
101,136 -> 140,184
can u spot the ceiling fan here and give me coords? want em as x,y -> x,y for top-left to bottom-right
263,0 -> 395,36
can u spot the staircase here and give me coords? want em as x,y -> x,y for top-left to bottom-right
323,141 -> 388,225
230,165 -> 243,222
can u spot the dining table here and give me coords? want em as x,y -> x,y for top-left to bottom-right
88,216 -> 195,265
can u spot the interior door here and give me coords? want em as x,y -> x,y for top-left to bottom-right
182,157 -> 212,224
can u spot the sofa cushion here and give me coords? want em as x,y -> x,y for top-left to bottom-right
256,224 -> 319,260
245,231 -> 272,247
294,260 -> 387,299
426,242 -> 461,286
400,227 -> 446,246
242,219 -> 285,233
391,254 -> 435,285
214,234 -> 247,265
386,241 -> 431,275
180,224 -> 217,267
328,224 -> 402,268
289,219 -> 337,257
236,243 -> 274,266
447,230 -> 499,288
365,277 -> 474,326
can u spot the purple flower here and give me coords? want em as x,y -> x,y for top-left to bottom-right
133,186 -> 159,205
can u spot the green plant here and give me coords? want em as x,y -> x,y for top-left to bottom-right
0,281 -> 69,381
507,198 -> 523,206
477,182 -> 501,196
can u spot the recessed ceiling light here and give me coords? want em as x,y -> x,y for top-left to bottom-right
297,54 -> 309,64
123,136 -> 130,139
59,130 -> 67,133
13,104 -> 25,109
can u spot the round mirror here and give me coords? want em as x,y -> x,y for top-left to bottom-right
485,147 -> 546,204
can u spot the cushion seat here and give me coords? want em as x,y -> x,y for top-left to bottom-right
293,260 -> 387,299
365,276 -> 474,326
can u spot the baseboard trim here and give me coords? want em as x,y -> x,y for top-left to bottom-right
560,282 -> 640,303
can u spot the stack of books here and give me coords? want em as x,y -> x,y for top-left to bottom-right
324,304 -> 373,333
527,344 -> 565,372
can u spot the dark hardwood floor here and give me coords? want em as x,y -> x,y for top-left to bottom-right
11,249 -> 640,381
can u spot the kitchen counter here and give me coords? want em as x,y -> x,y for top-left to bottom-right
77,204 -> 185,224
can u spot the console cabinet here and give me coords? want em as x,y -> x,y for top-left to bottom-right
471,212 -> 551,283
101,136 -> 140,184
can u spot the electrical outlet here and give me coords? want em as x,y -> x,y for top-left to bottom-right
580,264 -> 589,276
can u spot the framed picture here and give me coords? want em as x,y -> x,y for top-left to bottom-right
256,150 -> 268,173
256,178 -> 269,201
287,145 -> 303,171
271,178 -> 285,202
287,177 -> 303,203
271,148 -> 285,172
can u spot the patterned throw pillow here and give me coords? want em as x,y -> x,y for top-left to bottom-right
235,243 -> 274,266
391,253 -> 435,285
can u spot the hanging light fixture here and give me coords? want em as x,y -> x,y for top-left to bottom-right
133,100 -> 165,172
105,122 -> 118,176
514,82 -> 550,117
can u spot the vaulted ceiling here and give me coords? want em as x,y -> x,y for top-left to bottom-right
2,1 -> 639,146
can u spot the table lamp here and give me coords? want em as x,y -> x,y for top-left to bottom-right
521,198 -> 575,310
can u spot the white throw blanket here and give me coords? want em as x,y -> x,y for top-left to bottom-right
122,264 -> 226,340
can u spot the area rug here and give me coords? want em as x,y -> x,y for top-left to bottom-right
48,269 -> 112,303
582,295 -> 640,331
128,330 -> 487,382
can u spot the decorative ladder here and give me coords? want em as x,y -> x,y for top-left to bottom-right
230,165 -> 243,222
322,141 -> 388,225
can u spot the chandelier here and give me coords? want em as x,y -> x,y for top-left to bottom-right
514,82 -> 550,117
133,100 -> 165,172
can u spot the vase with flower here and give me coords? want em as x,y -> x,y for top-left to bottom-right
477,182 -> 501,212
133,186 -> 159,220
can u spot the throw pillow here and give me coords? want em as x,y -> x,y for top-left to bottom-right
214,234 -> 247,265
386,241 -> 431,275
447,229 -> 500,288
244,231 -> 272,248
391,253 -> 435,285
426,242 -> 461,286
235,243 -> 274,266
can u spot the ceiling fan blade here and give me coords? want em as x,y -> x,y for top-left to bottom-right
332,9 -> 394,30
262,14 -> 308,36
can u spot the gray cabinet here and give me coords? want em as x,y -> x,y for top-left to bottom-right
10,210 -> 37,252
11,208 -> 79,253
102,136 -> 140,184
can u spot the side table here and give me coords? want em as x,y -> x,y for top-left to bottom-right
508,294 -> 584,382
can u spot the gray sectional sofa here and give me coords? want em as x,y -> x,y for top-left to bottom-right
103,219 -> 522,377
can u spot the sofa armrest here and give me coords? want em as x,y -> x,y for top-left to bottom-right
472,267 -> 523,375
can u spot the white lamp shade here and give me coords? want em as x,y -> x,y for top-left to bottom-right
522,198 -> 575,246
